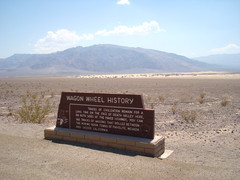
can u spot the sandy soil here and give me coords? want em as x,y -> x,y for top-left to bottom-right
0,72 -> 240,179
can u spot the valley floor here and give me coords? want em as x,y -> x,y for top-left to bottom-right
0,73 -> 240,179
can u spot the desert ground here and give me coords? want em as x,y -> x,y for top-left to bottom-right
0,72 -> 240,179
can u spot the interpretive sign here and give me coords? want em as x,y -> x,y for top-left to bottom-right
59,92 -> 144,108
56,92 -> 155,139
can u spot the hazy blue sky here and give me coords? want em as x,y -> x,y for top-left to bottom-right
0,0 -> 240,58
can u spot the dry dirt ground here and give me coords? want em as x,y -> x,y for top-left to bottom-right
0,73 -> 240,179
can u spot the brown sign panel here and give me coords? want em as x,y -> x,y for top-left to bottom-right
70,104 -> 154,139
60,92 -> 144,108
56,92 -> 155,139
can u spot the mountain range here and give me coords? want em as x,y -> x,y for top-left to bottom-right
194,54 -> 240,71
0,44 -> 239,77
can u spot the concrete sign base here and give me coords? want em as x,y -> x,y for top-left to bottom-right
44,126 -> 165,157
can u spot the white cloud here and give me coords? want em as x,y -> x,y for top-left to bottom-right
117,0 -> 130,5
210,43 -> 240,54
34,29 -> 94,53
34,21 -> 165,54
95,21 -> 165,36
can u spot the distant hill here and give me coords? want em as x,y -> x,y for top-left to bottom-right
0,44 -> 217,77
194,54 -> 240,71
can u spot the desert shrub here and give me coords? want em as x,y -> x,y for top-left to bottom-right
200,92 -> 206,99
5,90 -> 13,94
173,101 -> 179,105
7,107 -> 14,116
147,96 -> 151,101
198,98 -> 205,104
181,110 -> 197,122
158,96 -> 165,101
13,91 -> 53,123
198,92 -> 206,104
221,99 -> 229,107
150,103 -> 155,109
50,92 -> 55,98
171,106 -> 177,114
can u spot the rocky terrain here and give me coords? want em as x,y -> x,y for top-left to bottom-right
0,72 -> 240,179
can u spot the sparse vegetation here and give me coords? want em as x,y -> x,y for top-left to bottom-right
171,106 -> 177,114
181,110 -> 197,123
198,92 -> 206,104
5,90 -> 13,94
200,92 -> 206,99
198,98 -> 205,104
50,92 -> 55,98
7,107 -> 13,117
221,99 -> 229,107
147,96 -> 151,102
11,91 -> 54,123
173,100 -> 179,105
158,95 -> 165,101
